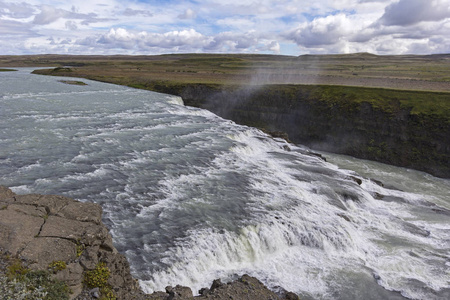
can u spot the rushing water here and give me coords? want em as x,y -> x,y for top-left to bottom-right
1,69 -> 449,300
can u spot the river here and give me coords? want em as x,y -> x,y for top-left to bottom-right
1,69 -> 449,300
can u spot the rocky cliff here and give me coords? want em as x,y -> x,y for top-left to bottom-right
148,83 -> 450,178
0,186 -> 299,300
0,186 -> 143,299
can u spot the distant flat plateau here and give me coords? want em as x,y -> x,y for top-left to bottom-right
1,53 -> 449,92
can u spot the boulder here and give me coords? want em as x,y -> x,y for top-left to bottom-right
146,275 -> 300,300
195,274 -> 299,300
166,285 -> 194,299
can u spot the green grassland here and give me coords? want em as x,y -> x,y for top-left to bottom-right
1,53 -> 449,86
5,53 -> 445,120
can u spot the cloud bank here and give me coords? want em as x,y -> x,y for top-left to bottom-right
0,0 -> 448,55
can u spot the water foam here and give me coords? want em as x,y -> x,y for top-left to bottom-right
1,70 -> 449,300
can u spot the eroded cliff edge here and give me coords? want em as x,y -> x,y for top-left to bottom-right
0,186 -> 299,300
145,83 -> 450,178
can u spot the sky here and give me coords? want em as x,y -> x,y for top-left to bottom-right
0,0 -> 449,56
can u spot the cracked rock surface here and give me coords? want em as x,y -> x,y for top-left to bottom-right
0,186 -> 142,299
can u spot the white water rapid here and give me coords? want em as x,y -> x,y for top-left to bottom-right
1,69 -> 449,300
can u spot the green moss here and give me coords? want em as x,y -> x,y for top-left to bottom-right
48,260 -> 67,273
76,240 -> 85,257
0,68 -> 17,72
7,259 -> 29,281
84,262 -> 110,288
84,262 -> 116,300
100,287 -> 117,300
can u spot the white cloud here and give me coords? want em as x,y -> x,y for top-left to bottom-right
74,27 -> 280,54
143,29 -> 208,48
90,28 -> 211,52
287,14 -> 355,47
379,0 -> 450,26
65,20 -> 77,30
205,31 -> 259,51
33,5 -> 67,25
123,8 -> 153,17
0,1 -> 36,19
283,0 -> 450,54
178,8 -> 196,20
0,0 -> 449,55
30,3 -> 111,28
0,19 -> 35,36
216,17 -> 256,31
268,41 -> 280,53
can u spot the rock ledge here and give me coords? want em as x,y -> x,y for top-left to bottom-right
0,186 -> 141,299
0,186 -> 298,300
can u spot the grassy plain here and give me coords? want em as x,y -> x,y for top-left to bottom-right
1,53 -> 449,89
1,53 -> 449,118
